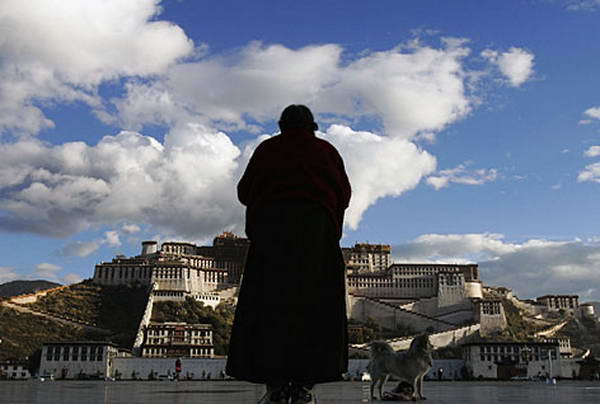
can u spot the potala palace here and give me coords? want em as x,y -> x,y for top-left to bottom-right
5,232 -> 598,381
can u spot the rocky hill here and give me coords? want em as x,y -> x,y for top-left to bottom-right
0,280 -> 61,298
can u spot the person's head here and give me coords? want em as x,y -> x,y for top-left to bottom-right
278,104 -> 318,132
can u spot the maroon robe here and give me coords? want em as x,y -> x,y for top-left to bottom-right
226,128 -> 351,385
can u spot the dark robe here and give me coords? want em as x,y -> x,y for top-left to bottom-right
226,128 -> 351,385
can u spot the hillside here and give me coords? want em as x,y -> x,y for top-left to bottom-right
0,280 -> 61,298
0,305 -> 97,361
557,316 -> 600,355
151,298 -> 235,355
26,281 -> 149,348
1,281 -> 149,360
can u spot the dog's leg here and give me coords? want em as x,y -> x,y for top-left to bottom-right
379,374 -> 389,399
370,379 -> 376,400
412,377 -> 419,401
418,375 -> 427,400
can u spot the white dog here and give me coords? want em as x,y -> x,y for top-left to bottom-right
368,335 -> 433,401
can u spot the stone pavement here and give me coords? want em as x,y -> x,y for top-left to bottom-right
2,380 -> 600,403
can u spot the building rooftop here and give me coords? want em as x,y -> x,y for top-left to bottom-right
43,341 -> 119,347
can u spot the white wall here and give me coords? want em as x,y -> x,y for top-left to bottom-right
133,284 -> 156,351
112,357 -> 227,379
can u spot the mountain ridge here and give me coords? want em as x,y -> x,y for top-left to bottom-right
0,280 -> 61,298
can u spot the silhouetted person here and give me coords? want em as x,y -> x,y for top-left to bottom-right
226,105 -> 351,404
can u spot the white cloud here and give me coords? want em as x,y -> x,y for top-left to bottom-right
566,0 -> 600,11
104,231 -> 121,247
393,233 -> 600,300
426,163 -> 498,190
482,47 -> 535,87
0,125 -> 243,239
0,266 -> 19,283
58,241 -> 101,257
114,40 -> 473,138
0,26 -> 535,237
31,262 -> 62,280
322,125 -> 436,228
101,39 -> 485,231
62,273 -> 82,285
578,162 -> 600,183
0,0 -> 192,134
584,146 -> 600,157
122,224 -> 141,234
584,107 -> 600,120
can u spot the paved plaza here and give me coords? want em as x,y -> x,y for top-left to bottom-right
2,380 -> 600,404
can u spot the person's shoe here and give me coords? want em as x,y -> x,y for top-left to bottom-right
290,385 -> 316,404
258,384 -> 290,404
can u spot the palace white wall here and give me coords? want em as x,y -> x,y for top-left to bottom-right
348,295 -> 453,333
133,285 -> 156,351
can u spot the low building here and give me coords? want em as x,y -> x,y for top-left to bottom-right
141,322 -> 214,358
474,299 -> 508,336
539,337 -> 572,358
0,361 -> 30,380
536,295 -> 579,311
39,341 -> 120,379
463,341 -> 560,380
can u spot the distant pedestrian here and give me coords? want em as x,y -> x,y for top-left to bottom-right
437,367 -> 444,381
226,105 -> 352,404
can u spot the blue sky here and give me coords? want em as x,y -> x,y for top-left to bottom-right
1,0 -> 599,301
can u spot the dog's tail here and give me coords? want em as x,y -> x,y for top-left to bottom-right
369,340 -> 395,357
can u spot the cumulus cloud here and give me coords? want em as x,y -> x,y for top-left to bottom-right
0,266 -> 19,283
584,107 -> 600,120
62,273 -> 83,285
0,125 -> 243,239
122,224 -> 141,234
0,4 -> 536,238
114,40 -> 473,138
393,233 -> 600,300
322,125 -> 436,228
566,0 -> 600,11
578,162 -> 600,183
0,38 -> 491,235
32,262 -> 62,279
0,0 -> 192,134
482,47 -> 535,87
426,162 -> 498,190
103,39 -> 488,230
104,231 -> 121,247
584,146 -> 600,158
58,241 -> 102,257
28,263 -> 81,284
